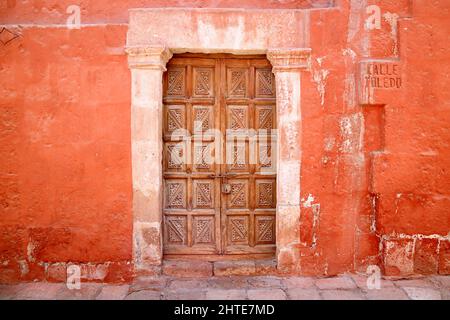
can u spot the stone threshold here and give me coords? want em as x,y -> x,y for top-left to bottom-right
161,259 -> 278,277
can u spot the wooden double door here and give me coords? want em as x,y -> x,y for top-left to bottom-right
162,54 -> 277,257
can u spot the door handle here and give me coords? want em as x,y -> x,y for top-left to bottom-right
210,174 -> 236,194
221,183 -> 232,194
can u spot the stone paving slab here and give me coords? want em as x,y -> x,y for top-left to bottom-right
247,276 -> 283,288
96,285 -> 130,300
282,277 -> 315,289
129,276 -> 168,292
287,288 -> 321,300
14,283 -> 67,300
247,289 -> 287,300
350,274 -> 395,290
0,284 -> 28,300
315,276 -> 357,290
56,283 -> 102,300
0,274 -> 448,300
207,276 -> 249,289
164,289 -> 207,300
402,287 -> 442,300
365,287 -> 409,300
394,279 -> 436,288
431,276 -> 450,288
125,290 -> 162,300
321,289 -> 365,300
205,289 -> 248,300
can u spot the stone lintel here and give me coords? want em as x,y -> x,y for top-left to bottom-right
127,9 -> 309,52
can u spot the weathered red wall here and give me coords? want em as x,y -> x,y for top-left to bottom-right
373,0 -> 450,276
1,0 -> 449,282
0,0 -> 334,23
0,25 -> 133,282
297,0 -> 449,276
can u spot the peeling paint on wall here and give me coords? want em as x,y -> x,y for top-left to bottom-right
312,58 -> 330,106
383,12 -> 399,56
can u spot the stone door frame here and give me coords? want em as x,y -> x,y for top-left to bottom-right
125,8 -> 312,273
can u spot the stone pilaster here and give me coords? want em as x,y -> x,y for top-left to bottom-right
267,48 -> 311,273
126,46 -> 172,271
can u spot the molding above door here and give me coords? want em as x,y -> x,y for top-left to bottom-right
127,8 -> 311,54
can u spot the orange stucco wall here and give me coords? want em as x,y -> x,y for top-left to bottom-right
0,0 -> 449,283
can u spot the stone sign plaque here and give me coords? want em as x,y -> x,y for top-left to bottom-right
359,60 -> 403,105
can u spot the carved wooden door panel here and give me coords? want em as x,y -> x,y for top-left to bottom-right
220,59 -> 277,254
162,55 -> 276,256
162,57 -> 221,255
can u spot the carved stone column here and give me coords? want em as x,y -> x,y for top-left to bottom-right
126,46 -> 173,271
267,48 -> 311,273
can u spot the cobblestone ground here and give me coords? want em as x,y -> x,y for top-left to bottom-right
0,274 -> 448,300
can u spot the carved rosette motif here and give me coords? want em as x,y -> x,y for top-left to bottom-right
167,68 -> 185,96
229,182 -> 246,208
167,144 -> 184,169
194,68 -> 213,96
167,108 -> 183,132
194,144 -> 212,169
166,216 -> 187,244
259,145 -> 272,168
231,145 -> 246,169
256,69 -> 275,97
230,217 -> 248,243
193,107 -> 211,132
258,108 -> 273,130
193,217 -> 213,244
166,181 -> 186,209
230,108 -> 246,130
256,216 -> 275,242
195,182 -> 213,208
257,182 -> 274,208
228,69 -> 247,97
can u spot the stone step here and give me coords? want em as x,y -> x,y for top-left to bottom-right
162,259 -> 278,277
162,260 -> 213,277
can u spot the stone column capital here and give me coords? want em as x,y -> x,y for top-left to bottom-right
267,48 -> 312,72
125,46 -> 173,71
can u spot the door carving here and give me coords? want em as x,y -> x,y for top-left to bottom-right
162,54 -> 277,256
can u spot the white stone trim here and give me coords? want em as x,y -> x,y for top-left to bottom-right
126,8 -> 311,273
